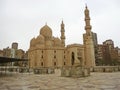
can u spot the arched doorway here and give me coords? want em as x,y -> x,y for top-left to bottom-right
71,52 -> 75,65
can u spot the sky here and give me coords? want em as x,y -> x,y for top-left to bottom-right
0,0 -> 120,51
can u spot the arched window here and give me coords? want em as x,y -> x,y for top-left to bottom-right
41,62 -> 43,66
54,62 -> 56,66
64,55 -> 65,59
41,55 -> 43,58
64,62 -> 66,65
54,55 -> 56,59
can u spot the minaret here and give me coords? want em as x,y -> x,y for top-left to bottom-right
61,20 -> 65,47
83,5 -> 96,67
84,5 -> 92,34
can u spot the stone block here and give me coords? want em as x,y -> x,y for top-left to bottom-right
83,68 -> 90,76
55,68 -> 61,76
48,68 -> 54,74
34,69 -> 40,74
61,66 -> 90,78
105,68 -> 113,72
61,67 -> 71,77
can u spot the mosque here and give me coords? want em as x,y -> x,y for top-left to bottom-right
28,6 -> 96,69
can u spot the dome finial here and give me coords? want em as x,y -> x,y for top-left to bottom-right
45,22 -> 47,25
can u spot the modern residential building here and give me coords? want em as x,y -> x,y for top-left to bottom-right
96,39 -> 120,65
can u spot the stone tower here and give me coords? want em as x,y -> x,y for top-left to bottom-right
60,20 -> 65,47
83,5 -> 96,67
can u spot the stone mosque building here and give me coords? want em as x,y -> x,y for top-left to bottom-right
28,6 -> 96,69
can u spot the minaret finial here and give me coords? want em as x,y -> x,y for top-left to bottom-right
85,3 -> 87,8
84,4 -> 91,32
61,18 -> 64,24
60,19 -> 65,47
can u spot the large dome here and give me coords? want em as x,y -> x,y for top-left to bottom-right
40,24 -> 52,39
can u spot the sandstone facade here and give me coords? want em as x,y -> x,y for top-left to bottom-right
28,6 -> 96,69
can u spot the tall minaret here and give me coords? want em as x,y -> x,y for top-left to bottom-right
61,20 -> 65,47
83,5 -> 96,67
84,5 -> 92,35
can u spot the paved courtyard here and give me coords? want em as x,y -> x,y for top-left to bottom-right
0,72 -> 120,90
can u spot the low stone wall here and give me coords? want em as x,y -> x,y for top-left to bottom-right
61,66 -> 90,78
33,68 -> 54,74
0,67 -> 30,75
92,66 -> 120,72
1,66 -> 120,75
19,68 -> 29,73
0,66 -> 55,74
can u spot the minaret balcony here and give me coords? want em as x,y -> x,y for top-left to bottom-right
85,26 -> 92,30
61,36 -> 65,39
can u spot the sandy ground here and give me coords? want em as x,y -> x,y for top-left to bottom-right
0,72 -> 120,90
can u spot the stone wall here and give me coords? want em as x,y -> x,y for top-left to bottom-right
0,67 -> 54,74
33,68 -> 54,74
91,66 -> 120,72
1,66 -> 120,75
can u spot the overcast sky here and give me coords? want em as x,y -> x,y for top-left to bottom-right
0,0 -> 120,51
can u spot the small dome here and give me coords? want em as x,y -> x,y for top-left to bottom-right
40,24 -> 52,39
36,35 -> 45,44
53,37 -> 61,46
30,37 -> 36,47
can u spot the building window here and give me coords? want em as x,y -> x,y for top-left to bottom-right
64,62 -> 66,65
54,50 -> 56,53
54,55 -> 56,59
54,62 -> 56,66
41,62 -> 43,66
41,55 -> 43,59
64,55 -> 65,59
42,50 -> 43,53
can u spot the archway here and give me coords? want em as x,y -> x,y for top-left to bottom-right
71,52 -> 75,65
